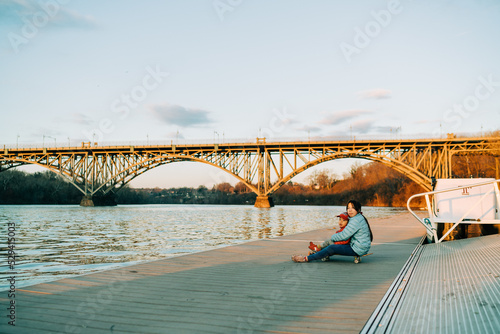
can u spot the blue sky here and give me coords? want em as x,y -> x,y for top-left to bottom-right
1,0 -> 500,188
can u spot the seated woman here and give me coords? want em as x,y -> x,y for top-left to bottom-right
292,199 -> 372,262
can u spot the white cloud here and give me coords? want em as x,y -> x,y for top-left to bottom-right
0,0 -> 98,29
0,0 -> 36,21
320,110 -> 372,125
350,119 -> 398,134
351,119 -> 373,132
29,127 -> 63,140
151,104 -> 213,127
357,89 -> 392,100
296,125 -> 322,132
70,112 -> 94,126
414,118 -> 440,125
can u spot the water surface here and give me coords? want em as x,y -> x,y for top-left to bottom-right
0,204 -> 406,290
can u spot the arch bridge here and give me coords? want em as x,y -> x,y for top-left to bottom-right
1,136 -> 499,207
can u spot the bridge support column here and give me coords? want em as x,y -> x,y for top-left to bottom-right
80,196 -> 94,207
80,194 -> 117,207
254,195 -> 274,208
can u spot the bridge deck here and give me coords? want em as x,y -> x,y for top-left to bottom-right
2,212 -> 426,333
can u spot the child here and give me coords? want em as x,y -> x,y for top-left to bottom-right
308,212 -> 351,261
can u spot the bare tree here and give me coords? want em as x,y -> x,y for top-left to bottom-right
307,169 -> 338,190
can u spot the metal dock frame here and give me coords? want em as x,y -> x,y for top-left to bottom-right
360,236 -> 427,333
407,179 -> 500,243
362,234 -> 500,333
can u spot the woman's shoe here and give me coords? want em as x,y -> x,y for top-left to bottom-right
291,255 -> 308,263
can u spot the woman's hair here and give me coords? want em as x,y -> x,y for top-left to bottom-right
347,199 -> 373,242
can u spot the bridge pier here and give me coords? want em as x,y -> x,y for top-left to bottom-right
254,195 -> 274,208
80,194 -> 117,207
80,196 -> 94,207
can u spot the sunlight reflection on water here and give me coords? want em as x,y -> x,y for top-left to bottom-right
0,204 -> 405,290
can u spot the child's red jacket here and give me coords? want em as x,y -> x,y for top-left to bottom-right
333,226 -> 350,245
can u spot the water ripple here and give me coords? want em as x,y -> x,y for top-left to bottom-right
0,204 -> 405,290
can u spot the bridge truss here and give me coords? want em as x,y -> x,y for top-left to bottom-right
1,136 -> 499,206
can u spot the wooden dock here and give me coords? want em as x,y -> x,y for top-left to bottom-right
1,212 -> 426,334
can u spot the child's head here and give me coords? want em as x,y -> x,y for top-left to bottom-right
337,212 -> 349,228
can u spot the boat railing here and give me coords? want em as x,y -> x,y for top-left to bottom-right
407,179 -> 500,243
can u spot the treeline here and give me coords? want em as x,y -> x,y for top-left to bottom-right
0,169 -> 82,204
115,163 -> 420,206
0,170 -> 258,205
115,184 -> 257,205
0,153 -> 497,206
272,163 -> 427,207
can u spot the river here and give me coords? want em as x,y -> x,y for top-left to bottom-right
0,204 -> 406,290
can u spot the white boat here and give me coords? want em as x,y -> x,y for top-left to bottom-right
407,178 -> 500,243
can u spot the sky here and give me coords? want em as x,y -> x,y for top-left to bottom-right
1,0 -> 500,189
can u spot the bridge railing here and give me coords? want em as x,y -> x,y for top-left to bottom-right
1,131 -> 491,150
